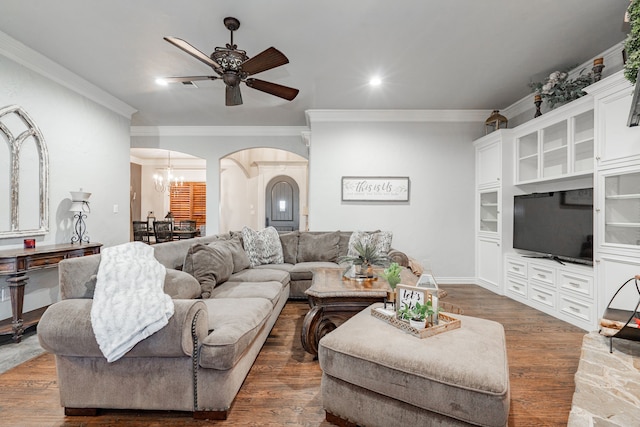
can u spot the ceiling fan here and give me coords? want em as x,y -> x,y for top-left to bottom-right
161,17 -> 299,106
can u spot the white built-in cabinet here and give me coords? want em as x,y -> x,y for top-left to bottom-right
588,71 -> 640,317
514,96 -> 594,184
504,254 -> 596,330
474,130 -> 513,294
474,70 -> 640,331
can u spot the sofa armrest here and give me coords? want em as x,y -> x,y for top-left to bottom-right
387,249 -> 409,267
38,299 -> 208,359
58,254 -> 101,300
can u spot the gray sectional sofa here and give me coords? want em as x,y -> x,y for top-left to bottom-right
37,230 -> 408,419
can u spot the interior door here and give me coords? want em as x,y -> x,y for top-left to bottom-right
266,175 -> 299,231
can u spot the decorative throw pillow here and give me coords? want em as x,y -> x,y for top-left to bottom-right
164,268 -> 202,299
183,243 -> 233,298
297,232 -> 340,263
241,226 -> 284,267
279,231 -> 299,264
347,231 -> 393,258
212,235 -> 250,273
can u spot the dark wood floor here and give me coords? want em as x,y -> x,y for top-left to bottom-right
0,284 -> 586,427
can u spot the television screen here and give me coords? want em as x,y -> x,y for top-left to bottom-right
513,188 -> 593,265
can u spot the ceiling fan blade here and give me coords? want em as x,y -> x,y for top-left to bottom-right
245,78 -> 299,101
226,85 -> 243,106
164,37 -> 222,71
241,47 -> 289,75
160,76 -> 220,83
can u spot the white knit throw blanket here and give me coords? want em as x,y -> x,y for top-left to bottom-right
91,242 -> 174,363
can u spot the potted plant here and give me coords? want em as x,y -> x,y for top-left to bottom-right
399,301 -> 434,330
339,241 -> 388,278
381,262 -> 402,307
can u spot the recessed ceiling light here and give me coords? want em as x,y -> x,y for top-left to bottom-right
155,78 -> 168,86
369,76 -> 382,86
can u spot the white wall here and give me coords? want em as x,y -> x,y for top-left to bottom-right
220,159 -> 254,231
307,112 -> 482,282
0,50 -> 132,320
130,129 -> 309,234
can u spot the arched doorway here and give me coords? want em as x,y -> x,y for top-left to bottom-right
265,175 -> 299,231
219,148 -> 308,233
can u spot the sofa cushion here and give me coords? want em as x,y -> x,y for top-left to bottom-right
253,263 -> 294,273
347,231 -> 393,257
337,231 -> 353,258
229,268 -> 290,286
153,235 -> 220,270
164,268 -> 202,299
242,226 -> 284,267
208,281 -> 285,306
183,243 -> 233,298
279,231 -> 299,264
297,231 -> 340,263
199,297 -> 273,370
213,235 -> 250,273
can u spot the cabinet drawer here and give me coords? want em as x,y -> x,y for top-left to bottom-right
558,271 -> 593,298
506,276 -> 527,298
27,254 -> 66,269
529,264 -> 555,287
559,294 -> 594,323
506,258 -> 527,279
529,284 -> 556,309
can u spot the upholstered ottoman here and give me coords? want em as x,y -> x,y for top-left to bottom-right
318,303 -> 510,427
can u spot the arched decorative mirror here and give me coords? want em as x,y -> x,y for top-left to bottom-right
0,105 -> 49,238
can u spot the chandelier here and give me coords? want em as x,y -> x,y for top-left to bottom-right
153,152 -> 184,193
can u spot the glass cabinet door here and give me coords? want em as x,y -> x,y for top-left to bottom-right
604,171 -> 640,247
542,121 -> 568,179
480,190 -> 499,233
572,110 -> 594,174
517,132 -> 538,182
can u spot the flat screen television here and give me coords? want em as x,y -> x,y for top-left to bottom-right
513,188 -> 593,265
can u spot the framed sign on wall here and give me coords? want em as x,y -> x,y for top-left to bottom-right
341,176 -> 410,202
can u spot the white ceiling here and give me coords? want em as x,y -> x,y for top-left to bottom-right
0,1 -> 631,127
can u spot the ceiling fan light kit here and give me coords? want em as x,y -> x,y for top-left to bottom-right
162,17 -> 299,106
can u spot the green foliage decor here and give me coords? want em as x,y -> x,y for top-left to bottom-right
338,241 -> 388,267
398,300 -> 434,322
625,0 -> 640,84
529,67 -> 595,110
381,262 -> 402,289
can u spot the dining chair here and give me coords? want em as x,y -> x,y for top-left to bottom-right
132,220 -> 150,244
153,220 -> 174,243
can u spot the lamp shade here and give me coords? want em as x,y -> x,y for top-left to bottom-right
70,191 -> 91,202
69,201 -> 90,213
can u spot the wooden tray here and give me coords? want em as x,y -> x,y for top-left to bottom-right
371,307 -> 461,339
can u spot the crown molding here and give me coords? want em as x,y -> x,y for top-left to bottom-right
130,126 -> 309,137
305,109 -> 490,124
502,41 -> 625,120
0,30 -> 137,119
584,70 -> 633,98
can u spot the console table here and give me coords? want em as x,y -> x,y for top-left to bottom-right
0,242 -> 102,343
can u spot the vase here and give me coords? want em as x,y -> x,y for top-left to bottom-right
410,319 -> 426,329
357,264 -> 368,276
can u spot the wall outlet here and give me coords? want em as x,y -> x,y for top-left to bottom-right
1,287 -> 8,302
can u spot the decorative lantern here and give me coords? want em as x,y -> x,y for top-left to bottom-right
485,110 -> 508,134
592,57 -> 605,82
